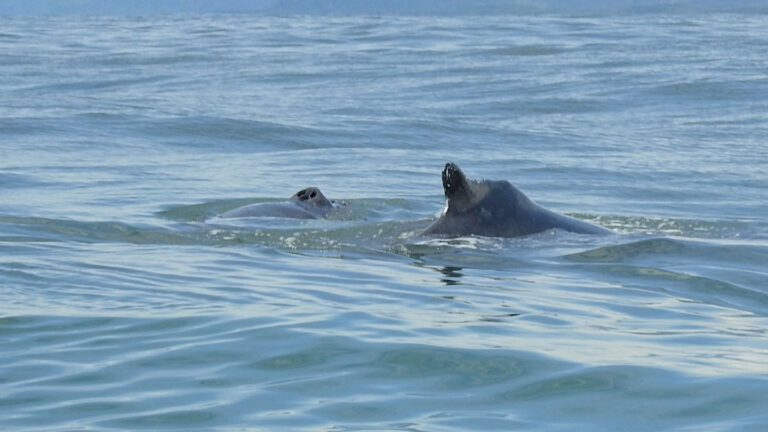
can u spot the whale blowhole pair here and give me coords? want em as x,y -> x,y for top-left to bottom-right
219,186 -> 338,220
218,163 -> 611,238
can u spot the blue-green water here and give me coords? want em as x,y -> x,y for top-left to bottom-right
2,13 -> 768,431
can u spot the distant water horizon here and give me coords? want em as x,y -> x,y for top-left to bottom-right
2,0 -> 768,16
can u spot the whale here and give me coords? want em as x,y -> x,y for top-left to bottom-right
219,187 -> 337,219
422,163 -> 611,238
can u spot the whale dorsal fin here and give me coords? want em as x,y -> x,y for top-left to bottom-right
442,163 -> 489,212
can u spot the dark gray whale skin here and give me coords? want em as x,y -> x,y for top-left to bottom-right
219,187 -> 336,219
422,163 -> 611,238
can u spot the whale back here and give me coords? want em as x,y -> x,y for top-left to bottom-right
219,202 -> 321,219
220,187 -> 334,219
423,179 -> 545,237
423,163 -> 610,238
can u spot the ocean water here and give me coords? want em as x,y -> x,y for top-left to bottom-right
2,12 -> 768,431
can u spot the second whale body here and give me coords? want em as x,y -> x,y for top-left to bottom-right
219,187 -> 337,219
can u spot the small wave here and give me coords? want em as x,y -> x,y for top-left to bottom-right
566,236 -> 768,265
586,214 -> 757,239
566,237 -> 684,262
480,45 -> 567,57
0,172 -> 47,188
650,79 -> 763,102
140,116 -> 340,150
94,52 -> 219,67
22,75 -> 172,93
0,32 -> 22,40
566,237 -> 768,315
0,215 -> 197,245
603,264 -> 768,315
0,117 -> 70,136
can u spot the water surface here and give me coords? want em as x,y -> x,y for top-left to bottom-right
1,13 -> 767,431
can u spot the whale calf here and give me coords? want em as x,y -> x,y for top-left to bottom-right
422,163 -> 611,238
219,187 -> 337,219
